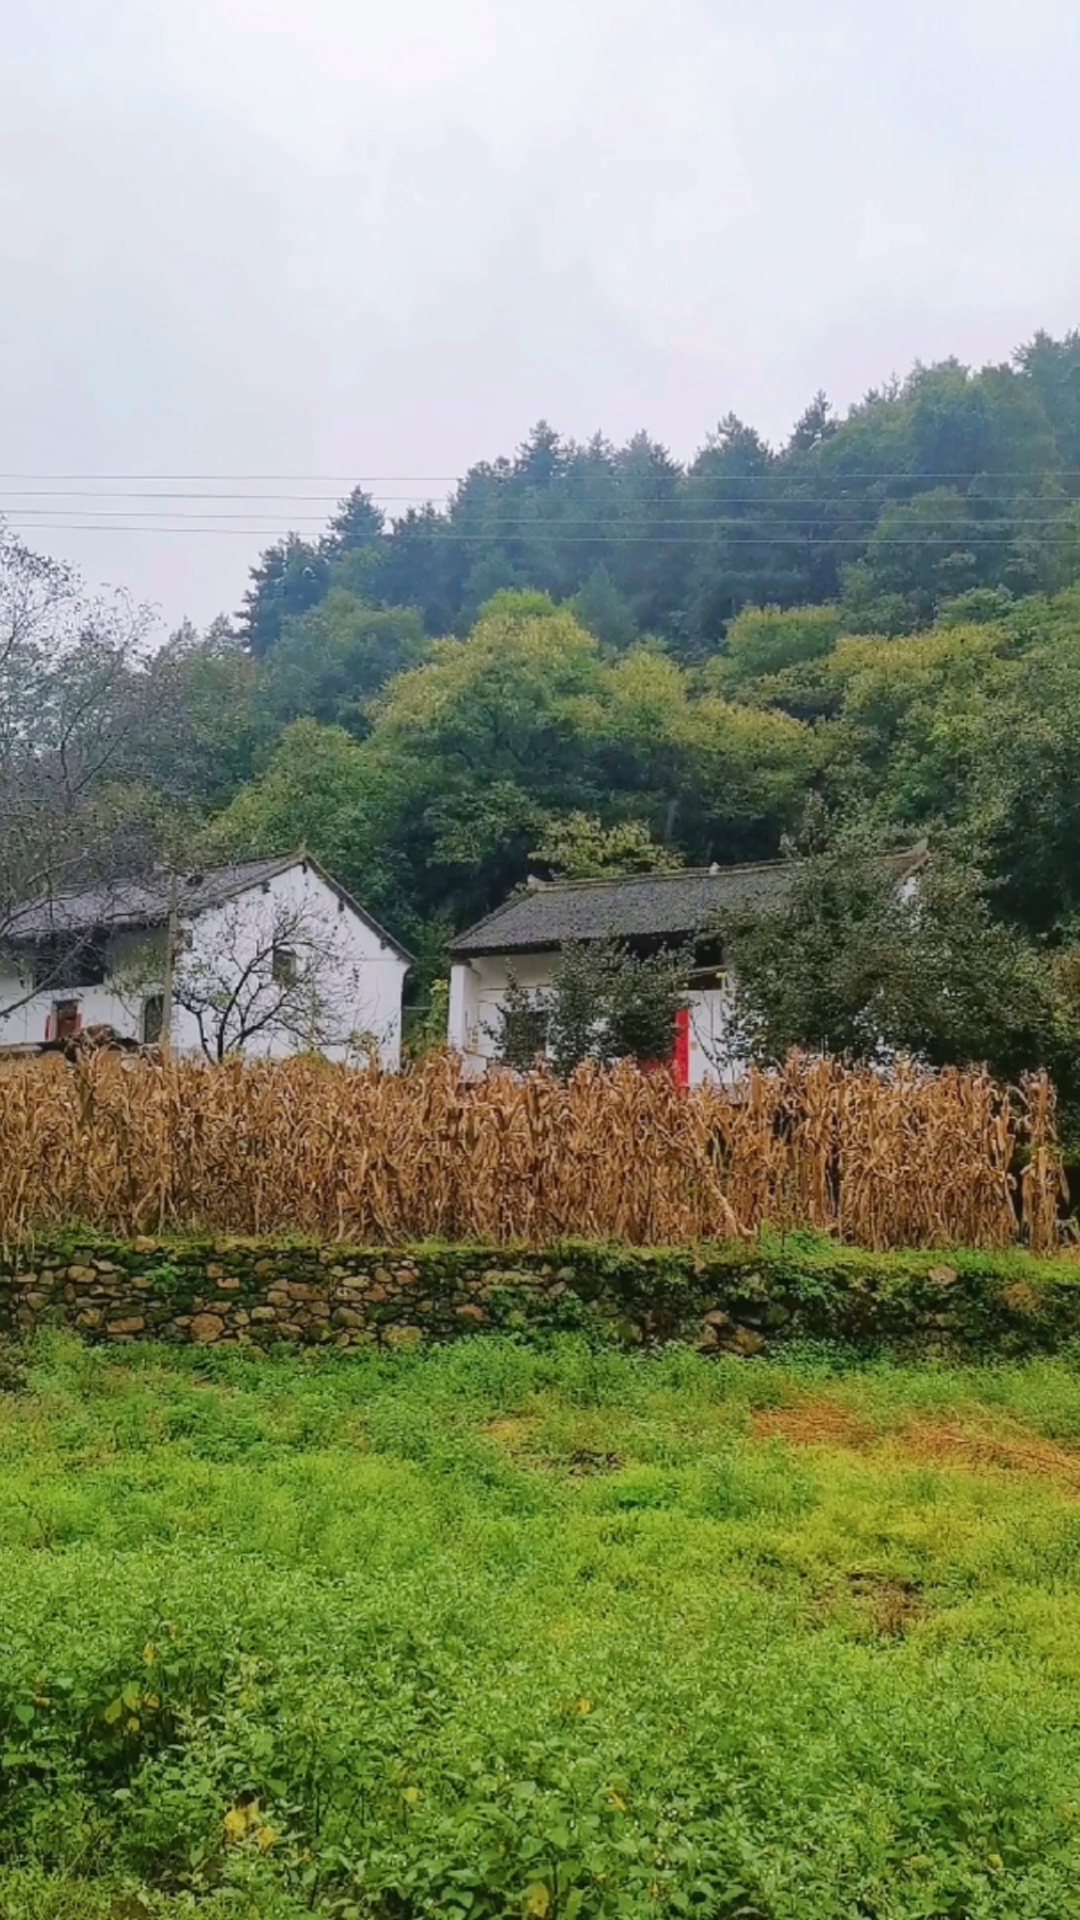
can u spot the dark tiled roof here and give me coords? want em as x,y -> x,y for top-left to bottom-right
6,857 -> 297,938
448,846 -> 927,957
5,854 -> 413,963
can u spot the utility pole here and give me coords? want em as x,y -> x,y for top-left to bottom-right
160,870 -> 180,1054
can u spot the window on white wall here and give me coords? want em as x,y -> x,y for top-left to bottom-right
32,936 -> 106,991
689,966 -> 730,992
142,995 -> 164,1045
272,945 -> 298,987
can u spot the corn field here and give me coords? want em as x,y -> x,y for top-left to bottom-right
0,1051 -> 1067,1252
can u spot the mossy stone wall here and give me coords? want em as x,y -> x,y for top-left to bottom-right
2,1237 -> 1080,1356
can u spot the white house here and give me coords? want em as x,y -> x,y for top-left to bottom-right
447,848 -> 927,1085
0,853 -> 411,1065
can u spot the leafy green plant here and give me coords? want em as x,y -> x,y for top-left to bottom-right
0,1333 -> 1079,1912
495,940 -> 690,1077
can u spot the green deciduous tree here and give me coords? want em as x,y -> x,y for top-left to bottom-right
718,604 -> 844,691
208,718 -> 410,937
723,843 -> 1075,1091
260,591 -> 427,733
530,813 -> 682,879
495,939 -> 690,1077
360,592 -> 608,922
128,618 -> 270,811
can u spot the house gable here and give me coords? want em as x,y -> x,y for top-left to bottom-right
0,855 -> 410,1065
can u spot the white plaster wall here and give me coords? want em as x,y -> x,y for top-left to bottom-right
169,866 -> 407,1066
447,952 -> 741,1085
0,975 -> 144,1048
448,953 -> 557,1076
447,961 -> 481,1061
0,865 -> 408,1066
686,985 -> 745,1087
0,925 -> 155,1048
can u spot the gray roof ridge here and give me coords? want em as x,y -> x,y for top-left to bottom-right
449,839 -> 928,953
179,849 -> 299,895
481,839 -> 926,900
128,851 -> 298,917
522,855 -> 803,894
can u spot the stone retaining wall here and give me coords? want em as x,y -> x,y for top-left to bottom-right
0,1236 -> 1079,1357
7,1244 -> 589,1352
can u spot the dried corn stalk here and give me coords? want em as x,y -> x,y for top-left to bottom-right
0,1050 -> 1064,1251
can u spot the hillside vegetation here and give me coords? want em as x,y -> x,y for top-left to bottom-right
9,332 -> 1080,1098
183,337 -> 1080,959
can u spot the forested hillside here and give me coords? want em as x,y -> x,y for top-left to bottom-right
8,331 -> 1080,1089
153,334 -> 1080,936
239,331 -> 1080,654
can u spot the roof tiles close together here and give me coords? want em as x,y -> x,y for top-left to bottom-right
448,847 -> 926,957
7,856 -> 305,939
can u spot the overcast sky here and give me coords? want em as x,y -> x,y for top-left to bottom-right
3,0 -> 1079,633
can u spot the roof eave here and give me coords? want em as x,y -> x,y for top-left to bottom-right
4,851 -> 417,964
449,928 -> 709,959
449,939 -> 563,961
6,909 -> 167,942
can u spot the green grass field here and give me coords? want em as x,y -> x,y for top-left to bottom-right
4,1334 -> 1080,1918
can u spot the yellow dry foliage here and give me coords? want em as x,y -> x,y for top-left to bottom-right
0,1050 -> 1063,1252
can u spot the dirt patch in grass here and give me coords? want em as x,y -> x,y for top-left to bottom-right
754,1396 -> 1080,1491
486,1416 -> 537,1449
753,1400 -> 878,1452
896,1419 -> 1080,1487
847,1571 -> 926,1637
487,1419 -> 625,1475
565,1448 -> 626,1476
810,1569 -> 927,1638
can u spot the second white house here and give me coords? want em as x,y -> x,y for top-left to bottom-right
447,848 -> 927,1085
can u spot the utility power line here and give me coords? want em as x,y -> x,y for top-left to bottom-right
2,494 -> 1078,515
1,469 -> 1080,483
7,519 -> 1080,546
5,510 -> 1078,527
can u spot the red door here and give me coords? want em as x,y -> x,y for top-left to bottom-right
673,1007 -> 691,1088
46,1001 -> 82,1043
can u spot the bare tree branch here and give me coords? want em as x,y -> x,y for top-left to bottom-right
0,528 -> 160,1031
113,894 -> 376,1062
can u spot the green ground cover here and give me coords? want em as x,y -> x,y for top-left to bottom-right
3,1333 -> 1080,1917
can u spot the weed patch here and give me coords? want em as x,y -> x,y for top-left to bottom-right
0,1333 -> 1079,1915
